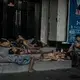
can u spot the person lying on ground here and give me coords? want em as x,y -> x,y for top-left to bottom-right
0,52 -> 35,72
16,35 -> 43,50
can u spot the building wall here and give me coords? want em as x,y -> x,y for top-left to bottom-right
35,2 -> 41,40
40,0 -> 67,43
57,0 -> 67,41
48,0 -> 58,41
40,0 -> 49,44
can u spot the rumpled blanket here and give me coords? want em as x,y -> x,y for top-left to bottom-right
0,54 -> 30,65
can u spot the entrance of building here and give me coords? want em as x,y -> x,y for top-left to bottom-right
0,0 -> 3,38
1,0 -> 41,40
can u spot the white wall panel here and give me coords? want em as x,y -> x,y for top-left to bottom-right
48,0 -> 58,41
40,0 -> 49,44
57,0 -> 67,41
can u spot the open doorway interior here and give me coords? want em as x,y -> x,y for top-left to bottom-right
2,0 -> 42,40
0,0 -> 3,38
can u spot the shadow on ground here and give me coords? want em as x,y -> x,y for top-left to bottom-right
0,68 -> 80,80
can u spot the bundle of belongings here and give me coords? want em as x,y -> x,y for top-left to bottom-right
0,53 -> 31,65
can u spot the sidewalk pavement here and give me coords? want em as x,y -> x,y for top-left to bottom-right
0,68 -> 80,80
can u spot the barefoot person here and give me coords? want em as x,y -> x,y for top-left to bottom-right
0,51 -> 35,72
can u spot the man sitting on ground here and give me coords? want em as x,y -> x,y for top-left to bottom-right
68,35 -> 80,67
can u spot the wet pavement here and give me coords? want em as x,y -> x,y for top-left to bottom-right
0,68 -> 80,80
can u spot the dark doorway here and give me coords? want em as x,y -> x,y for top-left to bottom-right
2,0 -> 42,40
21,0 -> 42,39
21,1 -> 35,39
7,0 -> 15,39
0,0 -> 3,38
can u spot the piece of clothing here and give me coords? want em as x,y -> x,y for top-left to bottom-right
0,54 -> 30,65
8,55 -> 31,65
20,49 -> 31,54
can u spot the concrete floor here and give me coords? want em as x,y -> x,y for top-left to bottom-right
0,47 -> 71,73
0,68 -> 80,80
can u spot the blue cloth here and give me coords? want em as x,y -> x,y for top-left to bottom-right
8,55 -> 30,65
